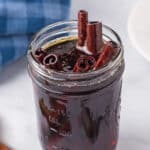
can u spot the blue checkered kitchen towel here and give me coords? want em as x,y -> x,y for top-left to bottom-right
0,0 -> 71,68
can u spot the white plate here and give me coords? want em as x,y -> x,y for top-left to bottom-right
128,0 -> 150,61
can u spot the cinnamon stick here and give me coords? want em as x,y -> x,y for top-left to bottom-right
32,48 -> 46,63
73,56 -> 89,73
43,53 -> 61,70
87,21 -> 103,54
78,10 -> 88,46
94,42 -> 114,69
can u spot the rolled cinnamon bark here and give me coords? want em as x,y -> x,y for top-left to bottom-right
78,10 -> 88,46
73,56 -> 90,73
94,42 -> 114,69
87,21 -> 103,54
32,48 -> 46,63
43,53 -> 61,70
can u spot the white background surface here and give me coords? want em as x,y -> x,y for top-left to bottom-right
128,0 -> 150,62
1,0 -> 150,150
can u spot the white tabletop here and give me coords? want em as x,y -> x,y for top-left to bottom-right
1,0 -> 150,150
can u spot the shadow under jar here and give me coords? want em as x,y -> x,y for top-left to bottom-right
27,21 -> 125,150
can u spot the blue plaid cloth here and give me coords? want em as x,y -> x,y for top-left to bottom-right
0,0 -> 71,68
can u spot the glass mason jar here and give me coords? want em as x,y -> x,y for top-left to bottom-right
27,21 -> 125,150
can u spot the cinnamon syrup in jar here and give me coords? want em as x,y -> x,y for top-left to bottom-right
28,10 -> 124,150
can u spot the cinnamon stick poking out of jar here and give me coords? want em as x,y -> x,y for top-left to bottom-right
94,42 -> 115,69
78,10 -> 88,46
86,21 -> 103,54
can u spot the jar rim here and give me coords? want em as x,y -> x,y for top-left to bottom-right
27,20 -> 124,81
